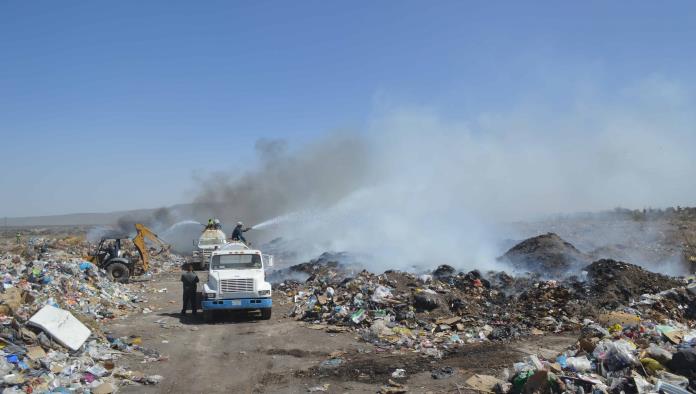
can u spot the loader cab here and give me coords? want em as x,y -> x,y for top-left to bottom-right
88,236 -> 135,282
93,237 -> 124,264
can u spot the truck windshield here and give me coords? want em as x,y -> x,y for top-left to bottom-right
211,254 -> 262,269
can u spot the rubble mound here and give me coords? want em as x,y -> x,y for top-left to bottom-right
585,259 -> 683,308
498,233 -> 590,276
267,252 -> 362,286
432,264 -> 456,280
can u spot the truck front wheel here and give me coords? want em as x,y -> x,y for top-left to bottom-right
203,310 -> 213,323
260,308 -> 272,320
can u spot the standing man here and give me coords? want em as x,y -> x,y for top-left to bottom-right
231,222 -> 251,244
180,264 -> 199,316
15,232 -> 21,245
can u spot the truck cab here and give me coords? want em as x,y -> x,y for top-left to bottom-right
201,242 -> 274,322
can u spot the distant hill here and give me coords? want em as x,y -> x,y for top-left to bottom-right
4,202 -> 237,228
4,208 -> 161,227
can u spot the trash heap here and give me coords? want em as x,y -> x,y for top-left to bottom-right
276,255 -> 694,361
497,316 -> 696,394
0,253 -> 164,392
498,232 -> 591,277
0,257 -> 148,323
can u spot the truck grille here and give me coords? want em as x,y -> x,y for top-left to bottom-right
220,278 -> 254,293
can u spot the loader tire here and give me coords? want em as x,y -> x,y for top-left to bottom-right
260,308 -> 272,320
106,263 -> 130,283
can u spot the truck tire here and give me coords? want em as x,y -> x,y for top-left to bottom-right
260,308 -> 272,320
203,310 -> 213,323
106,263 -> 130,283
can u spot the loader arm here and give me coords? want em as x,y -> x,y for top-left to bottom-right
132,223 -> 169,273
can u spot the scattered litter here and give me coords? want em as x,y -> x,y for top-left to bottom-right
0,233 -> 177,392
430,366 -> 454,380
319,358 -> 344,369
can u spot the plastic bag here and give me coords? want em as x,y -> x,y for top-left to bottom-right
647,344 -> 673,363
371,285 -> 392,303
640,358 -> 664,375
593,339 -> 637,371
0,358 -> 13,376
656,371 -> 690,389
350,308 -> 366,324
566,356 -> 592,372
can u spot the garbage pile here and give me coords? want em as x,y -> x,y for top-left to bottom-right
0,257 -> 149,324
585,259 -> 684,308
498,233 -> 591,277
496,315 -> 696,394
0,252 -> 166,392
275,254 -> 693,361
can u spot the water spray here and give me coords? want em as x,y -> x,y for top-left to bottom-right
251,210 -> 317,230
161,220 -> 203,236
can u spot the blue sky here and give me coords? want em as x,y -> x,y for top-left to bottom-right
1,1 -> 695,217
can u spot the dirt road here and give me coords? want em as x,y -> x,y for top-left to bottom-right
106,272 -> 576,393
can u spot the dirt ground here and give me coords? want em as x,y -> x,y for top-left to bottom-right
106,271 -> 576,394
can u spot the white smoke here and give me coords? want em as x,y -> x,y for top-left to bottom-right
198,77 -> 696,273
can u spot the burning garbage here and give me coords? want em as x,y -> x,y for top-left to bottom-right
275,253 -> 694,372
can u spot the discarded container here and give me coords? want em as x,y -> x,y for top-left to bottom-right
656,371 -> 689,389
655,380 -> 691,394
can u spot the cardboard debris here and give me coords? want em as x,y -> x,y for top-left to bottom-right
92,382 -> 116,394
663,330 -> 684,345
597,311 -> 640,327
436,316 -> 461,325
0,287 -> 23,316
26,345 -> 46,361
465,374 -> 503,391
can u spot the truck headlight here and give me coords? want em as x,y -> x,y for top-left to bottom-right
258,290 -> 271,296
205,292 -> 216,299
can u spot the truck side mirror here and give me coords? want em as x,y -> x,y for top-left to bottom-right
263,254 -> 274,268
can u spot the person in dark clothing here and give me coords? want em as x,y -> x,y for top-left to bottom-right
180,264 -> 199,316
231,222 -> 251,243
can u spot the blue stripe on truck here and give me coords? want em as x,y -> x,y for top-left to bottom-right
202,298 -> 272,310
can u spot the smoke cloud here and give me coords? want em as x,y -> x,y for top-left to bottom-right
193,134 -> 373,230
191,77 -> 696,273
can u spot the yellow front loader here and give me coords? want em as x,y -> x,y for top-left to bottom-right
84,223 -> 169,282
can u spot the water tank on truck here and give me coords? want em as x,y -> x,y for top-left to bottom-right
191,228 -> 227,270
